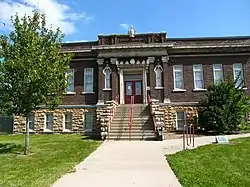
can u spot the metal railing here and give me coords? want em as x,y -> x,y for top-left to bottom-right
129,96 -> 134,141
108,95 -> 119,140
183,124 -> 195,150
147,95 -> 157,137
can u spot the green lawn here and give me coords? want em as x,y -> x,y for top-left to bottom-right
0,134 -> 101,187
167,137 -> 250,187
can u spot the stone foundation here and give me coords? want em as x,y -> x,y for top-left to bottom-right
13,107 -> 97,134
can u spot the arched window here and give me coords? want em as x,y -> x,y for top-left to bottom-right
103,66 -> 112,89
154,65 -> 163,88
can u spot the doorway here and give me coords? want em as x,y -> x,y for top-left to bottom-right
124,81 -> 143,104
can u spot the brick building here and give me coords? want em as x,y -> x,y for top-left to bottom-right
14,27 -> 250,140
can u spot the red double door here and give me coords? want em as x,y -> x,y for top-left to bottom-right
124,81 -> 143,104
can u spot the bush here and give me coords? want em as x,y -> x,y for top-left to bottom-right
198,78 -> 250,134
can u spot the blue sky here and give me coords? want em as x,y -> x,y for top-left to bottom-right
0,0 -> 250,42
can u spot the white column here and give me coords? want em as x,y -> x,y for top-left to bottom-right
143,69 -> 147,104
119,70 -> 124,104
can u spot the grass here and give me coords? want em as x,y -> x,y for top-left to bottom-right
0,134 -> 101,187
167,137 -> 250,187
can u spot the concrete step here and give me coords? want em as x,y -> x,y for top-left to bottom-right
110,125 -> 154,129
111,123 -> 153,127
107,135 -> 156,141
112,117 -> 151,122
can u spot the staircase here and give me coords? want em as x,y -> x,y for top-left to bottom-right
108,104 -> 156,140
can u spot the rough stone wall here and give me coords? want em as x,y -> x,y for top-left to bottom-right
159,105 -> 198,132
13,108 -> 96,134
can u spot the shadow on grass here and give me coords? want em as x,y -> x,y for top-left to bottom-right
0,143 -> 23,154
81,135 -> 102,141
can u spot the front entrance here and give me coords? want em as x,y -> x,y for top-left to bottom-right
125,81 -> 143,104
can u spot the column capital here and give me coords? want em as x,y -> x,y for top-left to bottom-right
110,58 -> 117,65
97,58 -> 104,65
161,56 -> 169,63
147,57 -> 155,64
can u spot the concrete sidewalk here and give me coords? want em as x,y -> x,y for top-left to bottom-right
53,141 -> 181,187
163,133 -> 250,155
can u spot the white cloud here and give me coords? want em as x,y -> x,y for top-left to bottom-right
0,0 -> 93,35
65,39 -> 88,43
120,23 -> 130,31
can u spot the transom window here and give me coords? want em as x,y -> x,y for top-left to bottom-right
233,63 -> 244,88
84,68 -> 93,93
213,64 -> 223,85
193,64 -> 204,89
103,66 -> 112,89
173,65 -> 184,90
154,65 -> 163,88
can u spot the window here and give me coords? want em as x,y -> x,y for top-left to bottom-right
154,65 -> 163,88
213,64 -> 223,85
66,69 -> 74,93
84,113 -> 93,132
28,113 -> 35,130
45,114 -> 53,131
84,68 -> 93,92
233,63 -> 244,88
193,64 -> 204,89
173,65 -> 184,90
64,113 -> 72,130
176,111 -> 186,130
103,66 -> 111,89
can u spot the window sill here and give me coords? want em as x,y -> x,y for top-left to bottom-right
81,92 -> 95,94
242,87 -> 248,90
192,88 -> 207,92
173,89 -> 186,92
103,88 -> 112,91
66,92 -> 76,95
63,129 -> 72,132
155,87 -> 164,90
44,129 -> 53,132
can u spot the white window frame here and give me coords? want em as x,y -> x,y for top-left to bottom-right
154,65 -> 163,89
193,64 -> 205,90
233,63 -> 244,88
66,69 -> 75,94
44,113 -> 54,132
84,112 -> 93,132
28,113 -> 35,131
175,111 -> 186,131
213,64 -> 223,85
63,113 -> 73,131
83,68 -> 94,93
103,66 -> 112,90
173,65 -> 185,91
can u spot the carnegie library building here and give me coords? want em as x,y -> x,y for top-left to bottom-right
14,27 -> 250,140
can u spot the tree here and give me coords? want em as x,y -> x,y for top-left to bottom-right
0,11 -> 72,154
198,77 -> 250,134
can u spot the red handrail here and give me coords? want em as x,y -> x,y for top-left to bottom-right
129,96 -> 134,141
183,124 -> 195,150
108,95 -> 119,140
147,95 -> 157,137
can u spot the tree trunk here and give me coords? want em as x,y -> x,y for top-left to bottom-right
24,116 -> 29,155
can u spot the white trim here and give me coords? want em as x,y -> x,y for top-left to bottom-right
193,64 -> 204,89
103,88 -> 112,91
192,88 -> 207,92
175,110 -> 186,131
66,92 -> 76,95
173,89 -> 186,92
155,87 -> 164,89
213,64 -> 223,84
84,68 -> 94,93
173,65 -> 184,90
81,92 -> 95,94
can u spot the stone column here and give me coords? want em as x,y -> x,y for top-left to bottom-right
119,69 -> 124,104
162,56 -> 170,103
143,68 -> 147,104
148,57 -> 156,99
97,59 -> 104,105
110,58 -> 118,101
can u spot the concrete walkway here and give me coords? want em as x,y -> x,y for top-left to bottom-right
53,133 -> 250,187
53,141 -> 181,187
